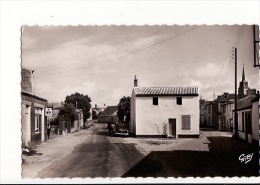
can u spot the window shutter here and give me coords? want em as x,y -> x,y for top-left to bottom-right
182,115 -> 191,130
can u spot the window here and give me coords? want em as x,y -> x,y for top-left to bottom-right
153,97 -> 158,105
35,108 -> 42,133
181,115 -> 191,130
176,97 -> 182,105
35,114 -> 42,133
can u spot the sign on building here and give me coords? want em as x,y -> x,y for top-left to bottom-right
45,108 -> 52,117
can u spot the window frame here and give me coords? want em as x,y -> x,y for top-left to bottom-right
176,97 -> 182,105
35,108 -> 42,133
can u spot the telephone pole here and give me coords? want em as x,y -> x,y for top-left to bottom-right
233,47 -> 238,138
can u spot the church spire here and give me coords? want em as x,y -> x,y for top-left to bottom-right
242,63 -> 245,81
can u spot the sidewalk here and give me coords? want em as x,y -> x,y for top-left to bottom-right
22,128 -> 91,178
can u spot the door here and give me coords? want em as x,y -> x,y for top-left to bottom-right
168,119 -> 176,138
22,104 -> 31,146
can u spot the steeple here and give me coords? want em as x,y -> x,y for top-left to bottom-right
242,63 -> 245,81
134,75 -> 138,87
238,64 -> 249,98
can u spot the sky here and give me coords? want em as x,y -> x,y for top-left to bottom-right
21,25 -> 259,107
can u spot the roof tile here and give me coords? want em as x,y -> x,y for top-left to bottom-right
134,87 -> 198,96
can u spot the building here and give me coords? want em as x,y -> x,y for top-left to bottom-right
199,99 -> 206,125
21,67 -> 48,146
221,101 -> 234,132
98,106 -> 118,123
200,99 -> 214,127
130,76 -> 200,138
76,109 -> 84,129
211,92 -> 235,130
205,101 -> 213,127
92,104 -> 106,120
235,91 -> 259,145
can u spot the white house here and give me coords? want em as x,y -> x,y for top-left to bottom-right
130,76 -> 200,138
236,93 -> 259,145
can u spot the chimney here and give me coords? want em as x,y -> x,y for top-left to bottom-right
134,75 -> 138,87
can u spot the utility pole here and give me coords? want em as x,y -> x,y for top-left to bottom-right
253,25 -> 260,67
233,47 -> 238,138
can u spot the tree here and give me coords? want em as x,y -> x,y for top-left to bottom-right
65,92 -> 92,127
58,103 -> 78,129
59,103 -> 78,119
117,96 -> 131,124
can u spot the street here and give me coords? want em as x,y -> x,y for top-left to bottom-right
36,123 -> 145,178
22,123 -> 259,178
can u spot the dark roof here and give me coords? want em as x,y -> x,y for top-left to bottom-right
236,95 -> 257,110
134,87 -> 198,96
216,93 -> 235,101
99,106 -> 118,116
251,94 -> 259,103
21,91 -> 47,102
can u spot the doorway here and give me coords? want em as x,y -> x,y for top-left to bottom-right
168,118 -> 176,138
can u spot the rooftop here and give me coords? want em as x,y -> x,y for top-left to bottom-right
133,86 -> 198,96
99,106 -> 118,116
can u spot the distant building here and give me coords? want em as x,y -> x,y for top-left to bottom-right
209,92 -> 235,130
21,67 -> 48,146
201,100 -> 213,127
92,104 -> 106,120
221,101 -> 234,132
98,106 -> 118,123
130,76 -> 200,138
75,109 -> 84,129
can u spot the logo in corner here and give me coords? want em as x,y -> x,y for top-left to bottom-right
239,153 -> 254,164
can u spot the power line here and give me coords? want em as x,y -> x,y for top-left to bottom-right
35,26 -> 170,75
35,26 -> 199,77
205,25 -> 246,96
35,48 -> 228,85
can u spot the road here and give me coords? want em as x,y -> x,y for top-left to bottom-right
36,125 -> 258,178
37,123 -> 145,178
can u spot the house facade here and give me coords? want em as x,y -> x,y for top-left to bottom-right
221,101 -> 234,132
21,67 -> 48,146
92,104 -> 106,120
235,92 -> 259,145
130,76 -> 199,138
200,100 -> 213,127
211,92 -> 235,130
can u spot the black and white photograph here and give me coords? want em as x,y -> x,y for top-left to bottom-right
1,0 -> 260,184
21,25 -> 259,178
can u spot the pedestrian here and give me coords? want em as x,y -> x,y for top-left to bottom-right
47,123 -> 51,139
107,122 -> 112,133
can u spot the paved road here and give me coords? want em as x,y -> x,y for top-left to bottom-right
37,123 -> 144,178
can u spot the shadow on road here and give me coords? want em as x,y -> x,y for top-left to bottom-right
122,136 -> 259,177
200,128 -> 218,131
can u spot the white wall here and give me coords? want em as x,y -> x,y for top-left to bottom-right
135,96 -> 199,137
130,89 -> 136,135
252,101 -> 259,141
